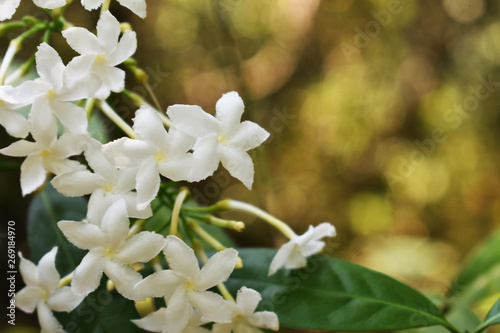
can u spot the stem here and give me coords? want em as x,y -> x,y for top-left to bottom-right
128,219 -> 145,237
123,89 -> 172,128
187,219 -> 226,251
217,282 -> 235,302
218,199 -> 297,239
84,98 -> 96,119
57,272 -> 73,288
205,215 -> 245,232
170,187 -> 190,236
98,100 -> 137,139
101,0 -> 111,14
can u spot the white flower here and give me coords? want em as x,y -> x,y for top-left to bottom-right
0,111 -> 87,196
62,11 -> 137,99
0,0 -> 20,22
103,106 -> 195,210
269,222 -> 336,276
33,0 -> 67,9
58,199 -> 167,299
81,0 -> 147,18
213,287 -> 279,333
132,308 -> 211,333
134,235 -> 237,333
51,138 -> 151,222
17,43 -> 89,134
0,85 -> 30,138
167,91 -> 269,189
15,247 -> 84,333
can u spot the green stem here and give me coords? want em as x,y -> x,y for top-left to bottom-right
170,188 -> 190,236
98,100 -> 137,139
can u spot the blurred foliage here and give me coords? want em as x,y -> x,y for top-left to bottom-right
2,0 -> 500,331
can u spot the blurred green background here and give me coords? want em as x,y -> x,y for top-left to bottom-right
2,0 -> 500,332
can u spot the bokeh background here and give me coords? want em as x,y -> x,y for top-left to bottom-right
2,0 -> 500,332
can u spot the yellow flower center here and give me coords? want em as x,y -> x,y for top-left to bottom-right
102,182 -> 114,193
95,54 -> 106,65
46,89 -> 57,99
154,151 -> 165,162
103,247 -> 116,259
217,134 -> 228,144
184,280 -> 196,292
39,149 -> 51,158
0,99 -> 5,107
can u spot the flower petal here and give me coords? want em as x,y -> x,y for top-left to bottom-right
219,146 -> 254,189
189,135 -> 219,182
103,137 -> 153,168
131,307 -> 167,332
51,170 -> 102,197
72,250 -> 104,296
247,311 -> 279,330
167,105 -> 220,136
228,121 -> 269,151
107,30 -> 137,66
0,140 -> 38,157
135,157 -> 160,210
134,270 -> 183,299
15,286 -> 41,313
118,0 -> 146,18
103,260 -> 143,300
101,199 -> 129,249
114,231 -> 166,264
212,323 -> 233,333
96,11 -> 121,54
0,109 -> 29,138
268,241 -> 294,276
49,99 -> 88,134
81,0 -> 104,11
197,248 -> 238,290
35,43 -> 64,91
165,287 -> 192,333
236,287 -> 261,316
33,0 -> 66,9
19,252 -> 38,286
20,154 -> 46,196
164,235 -> 200,280
187,290 -> 232,323
0,0 -> 20,21
37,247 -> 60,294
58,221 -> 104,249
37,301 -> 64,333
132,106 -> 169,149
62,27 -> 100,55
215,91 -> 244,134
47,286 -> 84,312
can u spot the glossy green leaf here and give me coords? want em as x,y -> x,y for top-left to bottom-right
27,182 -> 87,275
226,248 -> 456,332
450,230 -> 500,305
473,297 -> 500,333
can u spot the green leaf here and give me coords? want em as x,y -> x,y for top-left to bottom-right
226,248 -> 456,332
450,230 -> 500,305
473,297 -> 500,333
54,281 -> 142,333
27,182 -> 87,275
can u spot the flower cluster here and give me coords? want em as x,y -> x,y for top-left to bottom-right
1,1 -> 336,332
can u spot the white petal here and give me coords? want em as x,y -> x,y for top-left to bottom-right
189,135 -> 219,182
101,199 -> 129,249
58,221 -> 104,250
187,291 -> 232,323
268,241 -> 294,276
15,286 -> 41,313
219,146 -> 254,189
131,307 -> 168,332
158,153 -> 194,182
164,235 -> 200,280
0,109 -> 29,138
107,30 -> 137,66
29,97 -> 58,147
228,121 -> 269,151
196,248 -> 238,290
47,286 -> 84,312
20,154 -> 47,196
37,247 -> 60,294
51,170 -> 102,197
114,231 -> 166,264
311,222 -> 336,240
236,287 -> 261,316
212,323 -> 233,333
0,140 -> 38,157
300,240 -> 325,258
0,0 -> 20,21
118,0 -> 146,18
247,311 -> 279,330
35,43 -> 64,91
283,245 -> 307,270
215,91 -> 244,133
135,157 -> 160,210
166,287 -> 192,333
167,105 -> 220,136
103,137 -> 153,168
132,106 -> 169,149
96,11 -> 121,53
122,191 -> 152,219
103,260 -> 143,300
64,54 -> 98,94
99,65 -> 125,95
134,270 -> 183,299
62,27 -> 100,55
83,139 -> 115,179
86,190 -> 107,224
49,100 -> 88,134
72,250 -> 104,296
37,301 -> 64,333
33,0 -> 66,10
81,0 -> 104,11
19,252 -> 38,286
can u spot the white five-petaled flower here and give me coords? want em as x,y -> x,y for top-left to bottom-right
58,199 -> 167,299
0,0 -> 21,21
81,0 -> 147,18
51,138 -> 152,223
167,91 -> 270,189
15,247 -> 84,333
134,235 -> 237,333
62,11 -> 137,99
0,85 -> 30,138
0,110 -> 87,196
269,222 -> 336,276
213,287 -> 279,333
132,309 -> 211,333
103,106 -> 196,210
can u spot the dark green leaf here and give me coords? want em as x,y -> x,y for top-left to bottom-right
226,248 -> 456,332
27,182 -> 87,275
473,297 -> 500,333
